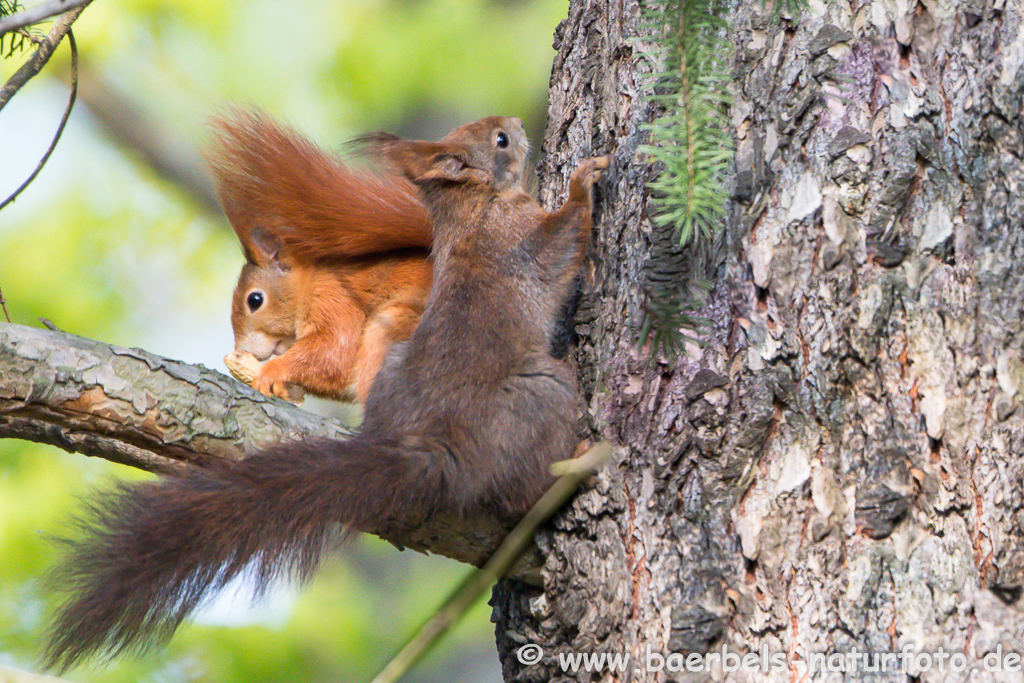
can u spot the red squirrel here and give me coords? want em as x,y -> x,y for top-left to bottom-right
210,111 -> 433,402
44,116 -> 611,670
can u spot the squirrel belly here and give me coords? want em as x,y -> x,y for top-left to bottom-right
44,115 -> 610,670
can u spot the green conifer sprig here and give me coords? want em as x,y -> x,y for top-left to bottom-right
1,0 -> 40,59
637,0 -> 733,359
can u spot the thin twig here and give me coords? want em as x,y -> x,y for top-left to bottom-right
0,29 -> 77,211
0,286 -> 11,322
370,443 -> 613,683
17,27 -> 44,45
0,2 -> 87,112
0,0 -> 92,35
16,28 -> 44,45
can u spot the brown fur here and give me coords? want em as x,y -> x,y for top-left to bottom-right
211,110 -> 434,402
44,116 -> 610,670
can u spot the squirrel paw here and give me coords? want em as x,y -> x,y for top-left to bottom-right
251,357 -> 306,404
570,155 -> 612,195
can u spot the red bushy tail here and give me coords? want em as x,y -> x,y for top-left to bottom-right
44,437 -> 445,671
208,110 -> 432,262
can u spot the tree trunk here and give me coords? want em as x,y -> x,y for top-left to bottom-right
494,0 -> 1024,680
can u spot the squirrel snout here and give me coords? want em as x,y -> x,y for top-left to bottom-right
235,334 -> 289,361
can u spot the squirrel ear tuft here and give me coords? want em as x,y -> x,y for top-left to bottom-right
421,154 -> 466,181
248,228 -> 289,271
347,132 -> 403,170
348,131 -> 401,152
352,136 -> 489,186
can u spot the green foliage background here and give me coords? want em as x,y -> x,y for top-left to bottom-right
0,0 -> 567,681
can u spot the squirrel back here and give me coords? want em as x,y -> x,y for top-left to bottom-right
44,116 -> 611,670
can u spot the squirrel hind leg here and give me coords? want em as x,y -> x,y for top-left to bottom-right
464,355 -> 579,514
353,296 -> 426,402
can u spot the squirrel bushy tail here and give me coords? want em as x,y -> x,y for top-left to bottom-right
208,111 -> 432,260
44,438 -> 445,671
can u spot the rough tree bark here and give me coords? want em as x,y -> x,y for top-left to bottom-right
493,0 -> 1024,681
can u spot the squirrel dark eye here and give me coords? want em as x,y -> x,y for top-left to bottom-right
246,291 -> 265,312
496,131 -> 509,148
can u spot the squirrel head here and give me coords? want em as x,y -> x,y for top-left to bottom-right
230,229 -> 298,361
437,116 -> 529,191
355,116 -> 530,192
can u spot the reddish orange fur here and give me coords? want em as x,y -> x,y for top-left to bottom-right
210,111 -> 432,260
240,255 -> 431,402
211,110 -> 433,403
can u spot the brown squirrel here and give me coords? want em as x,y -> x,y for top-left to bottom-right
44,116 -> 611,670
210,111 -> 433,402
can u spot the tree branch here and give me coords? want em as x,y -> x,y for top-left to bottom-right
0,28 -> 77,211
0,323 -> 541,580
0,2 -> 87,113
0,0 -> 92,35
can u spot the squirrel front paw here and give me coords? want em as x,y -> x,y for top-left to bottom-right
569,155 -> 612,197
226,351 -> 305,403
252,357 -> 306,403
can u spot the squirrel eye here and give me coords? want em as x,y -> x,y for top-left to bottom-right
496,131 -> 509,149
246,291 -> 265,312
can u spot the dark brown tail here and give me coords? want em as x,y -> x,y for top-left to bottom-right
44,437 -> 444,671
208,110 -> 432,261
